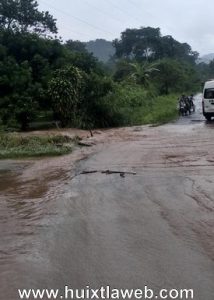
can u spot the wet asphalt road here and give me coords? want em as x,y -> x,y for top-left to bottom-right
0,94 -> 214,300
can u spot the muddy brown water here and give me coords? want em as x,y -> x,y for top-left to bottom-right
0,95 -> 214,299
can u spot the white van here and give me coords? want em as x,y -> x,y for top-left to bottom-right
202,80 -> 214,121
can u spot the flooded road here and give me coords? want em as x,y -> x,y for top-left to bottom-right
0,95 -> 214,300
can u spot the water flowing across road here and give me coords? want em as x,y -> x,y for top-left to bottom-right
0,94 -> 214,300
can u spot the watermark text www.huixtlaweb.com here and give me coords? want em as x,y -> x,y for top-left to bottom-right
18,285 -> 194,299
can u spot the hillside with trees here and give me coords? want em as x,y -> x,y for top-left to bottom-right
85,39 -> 115,63
0,0 -> 212,141
197,53 -> 214,64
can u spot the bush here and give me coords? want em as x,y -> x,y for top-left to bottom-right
100,84 -> 178,126
139,94 -> 178,124
78,73 -> 115,128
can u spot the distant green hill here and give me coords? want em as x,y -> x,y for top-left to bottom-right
85,39 -> 115,62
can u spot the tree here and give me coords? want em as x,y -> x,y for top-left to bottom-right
0,57 -> 38,130
65,40 -> 87,53
0,0 -> 57,34
113,27 -> 162,61
79,72 -> 114,128
151,59 -> 184,94
151,58 -> 200,94
113,59 -> 134,82
207,60 -> 214,79
127,62 -> 159,87
48,66 -> 84,127
64,47 -> 105,75
0,23 -> 75,130
113,59 -> 159,88
113,27 -> 198,64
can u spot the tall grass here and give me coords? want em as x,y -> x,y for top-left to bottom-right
135,94 -> 179,125
0,134 -> 76,159
102,84 -> 179,126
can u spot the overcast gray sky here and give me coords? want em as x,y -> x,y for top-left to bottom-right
38,0 -> 213,55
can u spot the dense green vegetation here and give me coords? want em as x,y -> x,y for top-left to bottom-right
1,0 -> 212,141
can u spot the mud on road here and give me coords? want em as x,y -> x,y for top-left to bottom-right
0,95 -> 214,300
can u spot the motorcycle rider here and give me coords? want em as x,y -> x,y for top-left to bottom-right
178,94 -> 187,115
184,96 -> 191,114
189,94 -> 195,112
